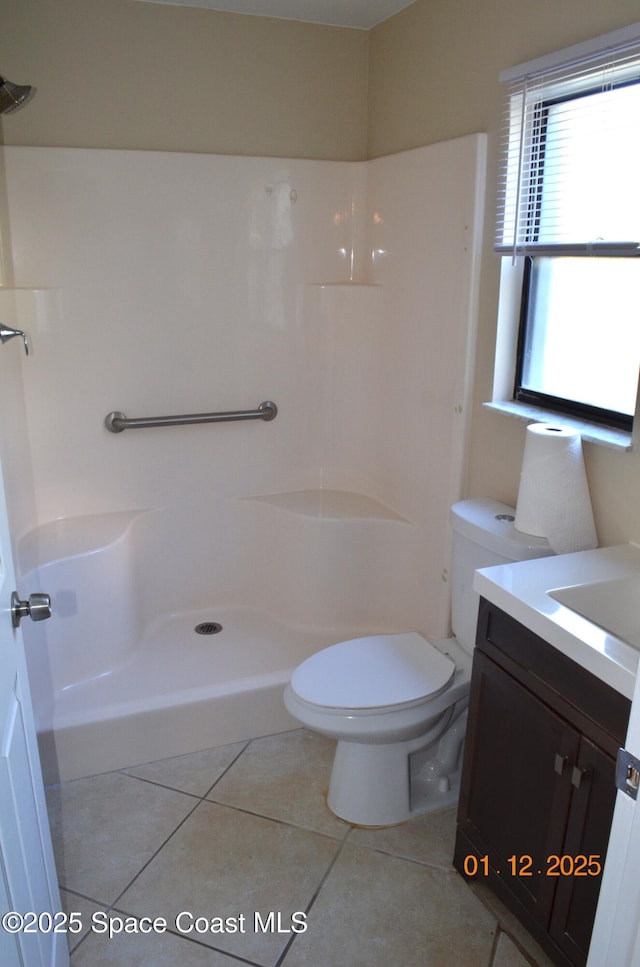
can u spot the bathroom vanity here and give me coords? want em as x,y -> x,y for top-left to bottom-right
453,544 -> 640,967
454,599 -> 630,966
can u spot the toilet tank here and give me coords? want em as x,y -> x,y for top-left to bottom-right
450,498 -> 553,654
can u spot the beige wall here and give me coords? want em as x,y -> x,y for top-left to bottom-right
369,0 -> 640,547
2,0 -> 640,546
0,0 -> 369,160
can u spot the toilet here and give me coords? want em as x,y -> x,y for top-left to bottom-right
284,498 -> 553,827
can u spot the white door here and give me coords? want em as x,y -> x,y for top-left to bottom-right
0,455 -> 67,967
588,675 -> 640,966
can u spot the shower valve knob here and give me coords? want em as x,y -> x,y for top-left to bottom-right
11,591 -> 52,628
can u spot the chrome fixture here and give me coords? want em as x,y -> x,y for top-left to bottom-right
0,325 -> 30,355
105,400 -> 277,433
11,591 -> 52,628
0,76 -> 34,115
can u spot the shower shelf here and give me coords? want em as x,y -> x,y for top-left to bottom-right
242,489 -> 410,523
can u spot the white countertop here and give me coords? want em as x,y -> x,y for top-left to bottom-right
473,543 -> 640,699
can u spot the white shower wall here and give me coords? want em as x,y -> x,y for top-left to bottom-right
3,134 -> 485,655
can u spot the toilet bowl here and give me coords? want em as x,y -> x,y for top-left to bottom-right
284,633 -> 471,826
284,498 -> 554,827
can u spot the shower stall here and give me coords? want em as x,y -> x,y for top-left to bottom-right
0,135 -> 486,782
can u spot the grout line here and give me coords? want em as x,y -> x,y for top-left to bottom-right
67,907 -> 267,967
203,794 -> 351,843
202,740 -> 252,797
59,884 -> 105,905
67,929 -> 91,959
112,773 -> 204,800
468,882 -> 550,967
113,739 -> 252,800
344,832 -> 459,871
273,837 -> 349,967
104,915 -> 268,967
105,795 -> 204,911
486,924 -> 501,967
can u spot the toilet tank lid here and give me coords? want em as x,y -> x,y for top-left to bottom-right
451,498 -> 553,561
290,633 -> 455,710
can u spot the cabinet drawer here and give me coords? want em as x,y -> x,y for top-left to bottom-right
476,598 -> 630,747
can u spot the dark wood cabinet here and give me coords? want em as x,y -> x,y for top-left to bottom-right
454,598 -> 630,967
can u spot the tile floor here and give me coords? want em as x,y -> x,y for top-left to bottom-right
46,728 -> 556,967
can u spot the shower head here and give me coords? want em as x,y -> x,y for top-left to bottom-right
0,76 -> 34,115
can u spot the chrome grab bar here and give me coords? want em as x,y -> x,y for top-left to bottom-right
105,400 -> 277,433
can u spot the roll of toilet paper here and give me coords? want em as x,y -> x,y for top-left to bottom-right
514,423 -> 598,554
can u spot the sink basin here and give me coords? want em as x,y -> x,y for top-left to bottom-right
473,542 -> 640,697
550,574 -> 640,650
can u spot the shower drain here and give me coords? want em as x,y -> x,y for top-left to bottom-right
194,621 -> 223,636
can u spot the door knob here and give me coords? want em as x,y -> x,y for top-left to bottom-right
11,591 -> 52,628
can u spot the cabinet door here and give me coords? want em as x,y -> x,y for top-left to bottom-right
550,738 -> 617,965
458,651 -> 579,924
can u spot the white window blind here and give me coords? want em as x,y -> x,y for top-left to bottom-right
496,23 -> 640,257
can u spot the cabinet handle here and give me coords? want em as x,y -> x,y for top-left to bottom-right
571,766 -> 589,789
554,753 -> 567,775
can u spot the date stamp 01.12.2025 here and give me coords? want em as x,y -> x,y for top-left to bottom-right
461,854 -> 602,878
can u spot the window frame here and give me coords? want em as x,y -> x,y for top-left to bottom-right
513,255 -> 636,432
503,69 -> 640,433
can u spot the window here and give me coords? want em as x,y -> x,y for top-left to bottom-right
496,26 -> 640,432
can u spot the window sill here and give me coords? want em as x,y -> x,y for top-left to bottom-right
484,400 -> 634,452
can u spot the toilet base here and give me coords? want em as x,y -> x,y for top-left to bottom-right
327,701 -> 468,827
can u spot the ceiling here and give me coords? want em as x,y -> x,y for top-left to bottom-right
132,0 -> 417,29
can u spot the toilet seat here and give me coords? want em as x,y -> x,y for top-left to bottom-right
289,632 -> 456,712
